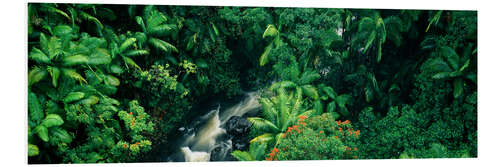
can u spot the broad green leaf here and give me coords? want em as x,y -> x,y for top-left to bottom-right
110,65 -> 124,74
50,127 -> 72,143
322,86 -> 337,99
53,25 -> 73,37
260,43 -> 273,66
195,58 -> 208,69
28,67 -> 48,86
432,72 -> 451,80
63,54 -> 89,66
248,117 -> 279,133
119,38 -> 137,53
28,144 -> 39,156
79,95 -> 99,105
61,68 -> 87,84
79,11 -> 104,29
249,133 -> 274,144
263,24 -> 278,38
63,92 -> 85,103
327,101 -> 337,113
148,38 -> 178,53
124,50 -> 149,57
231,150 -> 253,161
29,48 -> 50,64
453,78 -> 464,98
123,56 -> 141,69
41,114 -> 64,128
302,85 -> 319,100
313,100 -> 323,114
34,125 -> 49,142
105,75 -> 120,86
440,46 -> 460,71
28,92 -> 44,123
47,66 -> 60,87
363,31 -> 376,54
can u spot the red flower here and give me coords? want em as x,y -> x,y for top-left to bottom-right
338,127 -> 342,132
123,144 -> 128,148
129,112 -> 133,115
354,147 -> 358,151
354,156 -> 358,159
320,130 -> 324,134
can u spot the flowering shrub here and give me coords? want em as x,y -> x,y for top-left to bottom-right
268,113 -> 360,160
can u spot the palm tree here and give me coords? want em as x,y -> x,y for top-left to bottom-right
134,6 -> 178,54
248,86 -> 315,147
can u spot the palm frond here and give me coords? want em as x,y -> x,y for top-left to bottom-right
249,133 -> 275,144
62,54 -> 89,66
61,68 -> 87,84
148,24 -> 176,36
231,151 -> 253,161
124,50 -> 149,57
248,117 -> 279,133
119,38 -> 137,53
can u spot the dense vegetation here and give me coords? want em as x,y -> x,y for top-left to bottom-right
27,3 -> 476,163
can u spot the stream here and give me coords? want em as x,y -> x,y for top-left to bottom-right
166,91 -> 261,162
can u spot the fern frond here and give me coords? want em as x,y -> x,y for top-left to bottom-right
248,117 -> 279,133
249,133 -> 275,144
146,10 -> 167,29
148,24 -> 176,36
259,98 -> 277,123
28,91 -> 44,124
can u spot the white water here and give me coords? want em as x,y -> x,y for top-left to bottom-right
179,92 -> 261,162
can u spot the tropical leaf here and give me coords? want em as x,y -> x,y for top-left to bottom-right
453,78 -> 464,98
119,38 -> 137,53
322,86 -> 337,99
79,95 -> 99,105
327,101 -> 337,113
426,11 -> 443,32
148,24 -> 176,36
260,98 -> 277,123
249,133 -> 274,144
105,75 -> 120,86
363,31 -> 376,54
28,92 -> 44,123
440,46 -> 460,71
29,48 -> 51,64
263,24 -> 278,38
41,114 -> 64,128
148,38 -> 178,53
28,144 -> 39,157
28,67 -> 48,86
195,58 -> 208,69
53,25 -> 73,37
248,117 -> 279,133
63,92 -> 85,103
50,127 -> 72,143
63,55 -> 89,66
47,66 -> 60,87
259,43 -> 272,66
231,150 -> 253,161
123,50 -> 149,57
301,85 -> 319,100
79,11 -> 104,29
34,125 -> 49,142
61,68 -> 87,84
123,56 -> 141,69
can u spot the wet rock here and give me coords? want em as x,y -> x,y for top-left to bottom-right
225,116 -> 251,151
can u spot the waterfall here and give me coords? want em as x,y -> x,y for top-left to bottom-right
177,92 -> 261,162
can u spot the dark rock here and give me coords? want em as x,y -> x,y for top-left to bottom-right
225,116 -> 251,151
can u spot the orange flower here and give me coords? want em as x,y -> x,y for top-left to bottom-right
335,136 -> 339,139
344,120 -> 351,124
355,130 -> 360,136
320,130 -> 324,134
354,156 -> 358,159
123,144 -> 128,148
354,147 -> 358,151
338,127 -> 342,132
346,146 -> 351,150
129,112 -> 133,115
336,120 -> 341,125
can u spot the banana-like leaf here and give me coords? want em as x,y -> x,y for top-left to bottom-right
248,117 -> 279,133
148,24 -> 176,36
28,92 -> 44,123
302,85 -> 319,100
249,133 -> 274,144
28,144 -> 39,156
29,48 -> 51,64
119,38 -> 137,53
79,11 -> 104,29
50,127 -> 72,143
148,38 -> 178,53
88,55 -> 112,65
105,75 -> 120,86
195,58 -> 208,69
53,25 -> 73,37
41,114 -> 64,128
79,95 -> 99,105
440,46 -> 460,71
322,86 -> 337,99
336,94 -> 351,107
47,66 -> 60,87
124,50 -> 149,57
453,78 -> 464,98
327,101 -> 337,113
61,68 -> 87,84
263,25 -> 278,38
259,43 -> 272,66
34,125 -> 49,142
135,16 -> 147,32
63,92 -> 85,103
123,56 -> 141,69
63,54 -> 89,66
28,67 -> 48,86
363,31 -> 376,54
231,151 -> 253,161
